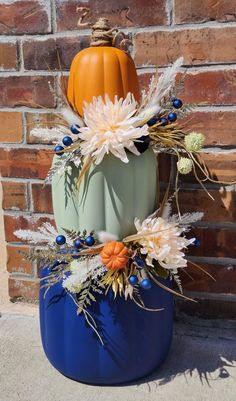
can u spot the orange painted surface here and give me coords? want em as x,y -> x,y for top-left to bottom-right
67,46 -> 140,116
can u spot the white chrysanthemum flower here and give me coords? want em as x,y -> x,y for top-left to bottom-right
79,93 -> 149,164
62,255 -> 106,294
184,132 -> 205,152
177,157 -> 193,174
134,216 -> 195,273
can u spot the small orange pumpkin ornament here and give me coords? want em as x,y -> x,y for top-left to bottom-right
100,241 -> 129,270
67,18 -> 140,116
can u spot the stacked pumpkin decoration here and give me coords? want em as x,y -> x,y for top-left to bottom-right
52,18 -> 157,239
40,18 -> 173,385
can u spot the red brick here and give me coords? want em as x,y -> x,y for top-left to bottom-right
0,148 -> 53,179
181,111 -> 236,147
9,277 -> 39,301
181,151 -> 236,183
4,214 -> 55,243
25,112 -> 64,144
7,245 -> 32,274
173,188 -> 236,224
2,181 -> 28,211
134,27 -> 236,66
181,262 -> 236,294
23,36 -> 90,71
56,0 -> 168,31
0,42 -> 18,70
0,112 -> 22,143
139,70 -> 236,106
189,227 -> 236,258
0,1 -> 50,34
174,0 -> 236,24
31,183 -> 53,214
180,70 -> 236,106
159,151 -> 236,186
0,76 -> 56,108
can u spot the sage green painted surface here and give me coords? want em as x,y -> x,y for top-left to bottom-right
52,149 -> 157,239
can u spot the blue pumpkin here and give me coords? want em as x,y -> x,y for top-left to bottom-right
40,267 -> 173,384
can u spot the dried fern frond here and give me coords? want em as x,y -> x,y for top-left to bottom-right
76,278 -> 104,314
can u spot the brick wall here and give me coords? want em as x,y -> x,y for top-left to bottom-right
0,0 -> 236,314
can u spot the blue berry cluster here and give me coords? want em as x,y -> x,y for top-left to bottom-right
54,124 -> 81,156
128,256 -> 152,290
147,98 -> 183,128
55,233 -> 95,260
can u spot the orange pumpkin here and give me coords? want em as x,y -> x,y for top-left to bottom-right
67,19 -> 140,116
100,241 -> 129,270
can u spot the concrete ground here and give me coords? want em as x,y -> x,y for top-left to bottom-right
0,309 -> 235,401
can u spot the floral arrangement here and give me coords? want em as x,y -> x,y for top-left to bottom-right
15,204 -> 207,342
45,57 -> 214,198
15,54 -> 227,342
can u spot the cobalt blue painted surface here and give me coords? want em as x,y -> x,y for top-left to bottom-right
39,267 -> 173,385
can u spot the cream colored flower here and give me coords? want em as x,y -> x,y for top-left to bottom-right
79,93 -> 149,164
134,216 -> 195,273
184,132 -> 205,152
177,157 -> 193,174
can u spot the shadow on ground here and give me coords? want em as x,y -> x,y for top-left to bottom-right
134,318 -> 236,389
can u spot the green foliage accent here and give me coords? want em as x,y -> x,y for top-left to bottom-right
152,261 -> 169,279
62,228 -> 96,242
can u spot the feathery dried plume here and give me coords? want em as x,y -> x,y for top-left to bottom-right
97,231 -> 119,243
14,223 -> 58,244
169,212 -> 204,226
61,106 -> 85,127
30,126 -> 70,144
138,57 -> 184,122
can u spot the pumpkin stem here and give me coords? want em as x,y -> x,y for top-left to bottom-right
90,18 -> 116,47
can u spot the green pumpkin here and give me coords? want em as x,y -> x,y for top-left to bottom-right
52,149 -> 157,239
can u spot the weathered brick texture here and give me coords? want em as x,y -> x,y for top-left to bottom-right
56,0 -> 168,31
31,183 -> 53,214
23,36 -> 90,71
134,27 -> 236,66
0,0 -> 235,311
0,1 -> 51,34
2,181 -> 28,211
0,112 -> 23,143
8,277 -> 39,301
7,245 -> 32,274
0,76 -> 56,108
174,0 -> 236,24
0,148 -> 53,179
0,42 -> 18,70
139,70 -> 236,105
